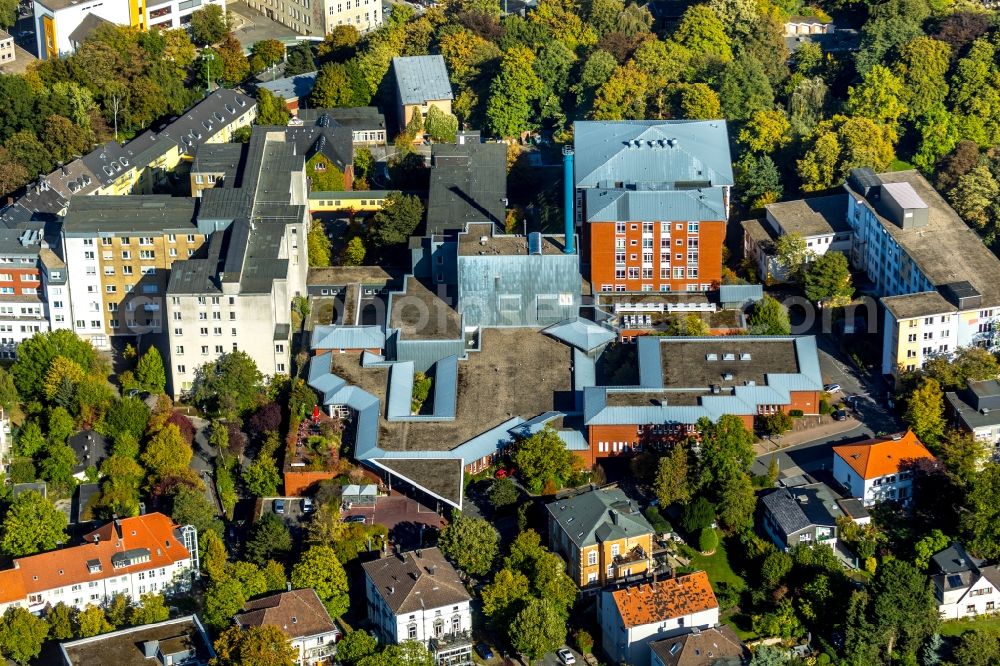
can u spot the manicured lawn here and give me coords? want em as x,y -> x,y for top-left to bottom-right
689,538 -> 746,591
889,159 -> 915,171
939,615 -> 1000,637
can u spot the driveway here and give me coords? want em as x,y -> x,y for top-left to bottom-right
538,647 -> 584,666
227,2 -> 301,50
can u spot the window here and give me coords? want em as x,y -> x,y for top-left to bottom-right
139,250 -> 154,260
611,544 -> 620,557
276,344 -> 285,353
177,365 -> 186,373
408,624 -> 417,639
588,551 -> 597,566
121,251 -> 131,260
175,346 -> 184,354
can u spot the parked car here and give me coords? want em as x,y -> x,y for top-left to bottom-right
475,643 -> 494,660
557,648 -> 577,665
302,498 -> 315,513
824,383 -> 842,393
833,409 -> 848,421
274,499 -> 285,514
345,515 -> 366,524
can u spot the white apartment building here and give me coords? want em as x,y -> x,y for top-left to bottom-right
599,572 -> 720,666
236,589 -> 340,666
0,513 -> 197,615
841,168 -> 1000,379
34,0 -> 225,60
165,130 -> 308,397
245,0 -> 382,37
0,30 -> 14,65
362,548 -> 473,666
832,431 -> 936,506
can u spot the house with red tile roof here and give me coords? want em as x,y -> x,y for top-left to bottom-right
0,513 -> 197,614
832,430 -> 936,506
599,572 -> 720,666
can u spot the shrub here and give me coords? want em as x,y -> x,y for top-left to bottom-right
644,506 -> 671,534
489,477 -> 519,509
699,527 -> 719,553
761,411 -> 794,435
682,497 -> 716,534
574,630 -> 594,655
788,409 -> 804,417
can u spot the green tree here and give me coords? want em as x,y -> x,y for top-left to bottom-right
211,623 -> 296,666
342,236 -> 367,266
739,109 -> 791,155
664,313 -> 711,336
336,630 -> 379,666
896,36 -> 951,122
697,415 -> 755,490
487,46 -> 543,138
307,220 -> 332,267
191,351 -> 264,417
246,512 -> 292,565
747,295 -> 791,335
682,496 -> 716,533
962,463 -> 1000,558
760,550 -> 793,589
846,64 -> 906,139
251,39 -> 286,71
171,485 -> 224,537
311,63 -> 363,108
481,568 -> 532,621
190,5 -> 229,46
699,527 -> 719,553
653,444 -> 692,507
135,346 -> 166,394
512,425 -> 580,493
718,472 -> 756,532
677,83 -> 722,120
855,0 -> 930,75
3,130 -> 51,180
46,602 -> 75,640
424,106 -> 459,143
0,366 -> 18,413
100,397 -> 151,450
913,529 -> 950,570
291,546 -> 350,618
798,116 -> 895,191
803,252 -> 853,305
949,166 -> 999,235
47,407 -> 75,444
734,153 -> 782,209
15,421 -> 46,457
673,5 -> 732,63
75,605 -> 113,637
370,192 -> 424,248
0,606 -> 49,665
489,477 -> 519,509
592,63 -> 649,121
256,88 -> 291,126
141,424 -> 193,477
953,629 -> 1000,666
204,575 -> 247,630
284,42 -> 316,77
749,644 -> 789,666
128,592 -> 170,626
510,598 -> 566,661
39,441 -> 77,489
13,330 -> 101,401
0,0 -> 15,29
923,346 -> 1000,391
242,437 -> 281,497
869,558 -> 939,660
716,51 -> 775,121
0,490 -> 69,556
904,378 -> 945,446
438,512 -> 500,576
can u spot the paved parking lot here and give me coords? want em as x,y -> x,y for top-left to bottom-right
342,492 -> 445,549
260,496 -> 314,538
227,2 -> 301,50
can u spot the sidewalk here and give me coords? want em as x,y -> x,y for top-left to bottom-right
753,415 -> 861,456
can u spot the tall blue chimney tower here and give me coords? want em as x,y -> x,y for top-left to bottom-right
562,146 -> 575,255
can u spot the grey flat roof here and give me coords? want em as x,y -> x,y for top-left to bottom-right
765,194 -> 850,237
458,222 -> 566,255
573,120 -> 734,190
60,616 -> 214,665
585,188 -> 726,223
258,71 -> 318,101
426,142 -> 507,236
392,55 -> 454,106
946,390 -> 1000,430
389,277 -> 461,341
192,143 -> 245,177
848,170 -> 1000,310
882,291 -> 955,320
62,196 -> 197,235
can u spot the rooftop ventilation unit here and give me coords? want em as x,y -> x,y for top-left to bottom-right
706,353 -> 718,361
723,353 -> 736,361
723,372 -> 734,381
740,353 -> 751,361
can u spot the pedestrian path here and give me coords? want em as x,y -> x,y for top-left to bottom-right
753,416 -> 861,456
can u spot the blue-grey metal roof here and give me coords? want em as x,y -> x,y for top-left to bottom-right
573,120 -> 734,189
546,487 -> 654,548
387,361 -> 415,419
432,355 -> 459,418
718,284 -> 764,304
584,188 -> 726,223
393,55 -> 454,106
573,349 -> 596,395
311,325 -> 386,351
258,71 -> 318,101
544,318 -> 616,353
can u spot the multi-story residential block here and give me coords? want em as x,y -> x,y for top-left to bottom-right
246,0 -> 382,36
0,226 -> 49,358
189,143 -> 244,198
930,542 -> 1000,620
599,572 -> 720,666
59,615 -> 215,665
840,169 -> 1000,379
761,479 -> 869,552
361,548 -> 473,666
0,408 -> 10,476
547,487 -> 654,588
61,196 -> 204,349
33,0 -> 225,59
582,335 -> 823,464
235,589 -> 340,666
40,247 -> 70,331
0,513 -> 197,615
297,107 -> 387,146
832,430 -> 935,506
649,626 -> 748,666
392,56 -> 454,133
742,194 -> 851,283
166,129 -> 309,397
573,120 -> 733,294
0,30 -> 15,65
945,379 -> 1000,452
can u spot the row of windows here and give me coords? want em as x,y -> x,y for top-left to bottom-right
600,283 -> 711,292
615,221 -> 701,234
0,287 -> 36,295
0,273 -> 39,281
88,235 -> 197,246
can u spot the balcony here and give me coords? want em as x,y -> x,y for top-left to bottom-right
613,544 -> 650,568
430,630 -> 473,666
